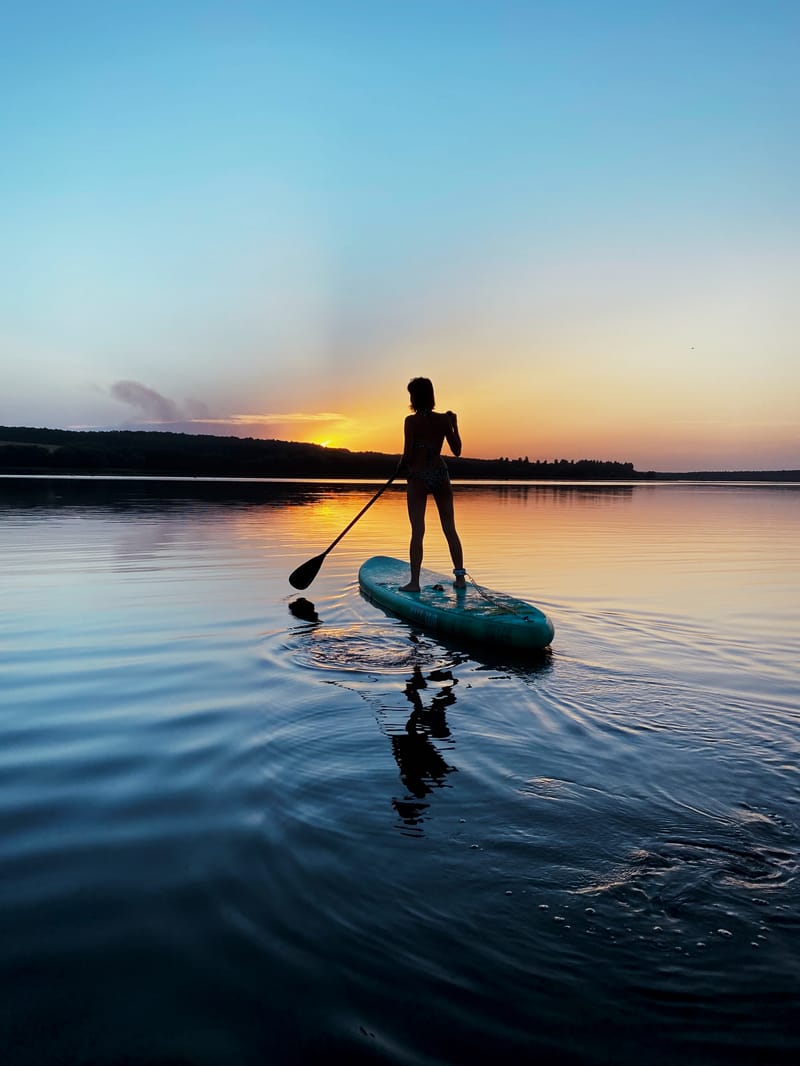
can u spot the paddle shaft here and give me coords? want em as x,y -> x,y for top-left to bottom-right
323,474 -> 396,556
288,474 -> 398,588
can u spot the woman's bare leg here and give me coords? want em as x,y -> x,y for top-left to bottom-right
433,484 -> 465,587
399,481 -> 427,591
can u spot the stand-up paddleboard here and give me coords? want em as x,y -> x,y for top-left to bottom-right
358,556 -> 554,652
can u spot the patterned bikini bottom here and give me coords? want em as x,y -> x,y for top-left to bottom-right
407,462 -> 450,491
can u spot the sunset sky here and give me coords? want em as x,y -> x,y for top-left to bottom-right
2,1 -> 798,471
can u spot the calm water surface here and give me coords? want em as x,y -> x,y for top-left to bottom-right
1,477 -> 799,1064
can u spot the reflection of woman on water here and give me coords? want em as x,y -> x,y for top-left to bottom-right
391,666 -> 457,827
397,377 -> 466,593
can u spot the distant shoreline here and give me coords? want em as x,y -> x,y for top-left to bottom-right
1,425 -> 797,482
3,471 -> 800,484
643,471 -> 800,482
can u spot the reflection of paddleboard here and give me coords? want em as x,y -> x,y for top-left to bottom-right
358,556 -> 554,652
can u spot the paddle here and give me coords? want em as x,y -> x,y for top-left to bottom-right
288,474 -> 398,589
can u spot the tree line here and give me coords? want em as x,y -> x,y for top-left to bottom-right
0,426 -> 643,480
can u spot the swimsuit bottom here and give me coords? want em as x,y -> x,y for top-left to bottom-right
407,462 -> 450,491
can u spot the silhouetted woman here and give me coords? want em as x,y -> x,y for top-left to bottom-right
397,377 -> 466,592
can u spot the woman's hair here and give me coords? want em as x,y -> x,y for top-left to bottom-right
407,377 -> 435,413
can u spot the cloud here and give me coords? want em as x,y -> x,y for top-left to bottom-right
672,419 -> 800,428
110,380 -> 182,422
198,412 -> 348,426
107,381 -> 349,438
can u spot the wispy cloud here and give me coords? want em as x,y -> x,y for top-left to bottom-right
197,412 -> 348,426
107,381 -> 349,436
110,380 -> 181,422
672,419 -> 800,428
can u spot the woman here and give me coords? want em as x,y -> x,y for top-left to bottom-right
397,377 -> 466,592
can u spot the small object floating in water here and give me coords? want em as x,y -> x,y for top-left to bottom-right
358,556 -> 554,653
288,597 -> 320,623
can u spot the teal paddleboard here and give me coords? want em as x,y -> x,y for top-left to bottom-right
358,556 -> 554,652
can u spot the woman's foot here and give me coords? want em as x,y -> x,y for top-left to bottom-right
399,582 -> 420,593
453,567 -> 467,589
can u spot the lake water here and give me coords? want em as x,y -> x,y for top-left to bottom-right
1,476 -> 798,1065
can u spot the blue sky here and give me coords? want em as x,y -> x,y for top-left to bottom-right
2,1 -> 798,469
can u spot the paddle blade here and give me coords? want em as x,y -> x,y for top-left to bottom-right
289,552 -> 326,590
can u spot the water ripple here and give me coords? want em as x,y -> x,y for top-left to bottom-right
283,618 -> 462,675
2,480 -> 799,1065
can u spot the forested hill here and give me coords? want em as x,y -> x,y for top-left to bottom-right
0,425 -> 638,480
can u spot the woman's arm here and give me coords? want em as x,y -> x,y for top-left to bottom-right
444,411 -> 462,457
397,415 -> 415,472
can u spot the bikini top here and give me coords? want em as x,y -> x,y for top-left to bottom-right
412,412 -> 442,463
413,441 -> 438,462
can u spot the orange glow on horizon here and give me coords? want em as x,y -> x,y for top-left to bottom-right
307,354 -> 799,471
229,339 -> 798,472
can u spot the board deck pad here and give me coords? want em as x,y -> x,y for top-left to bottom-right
358,556 -> 554,652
